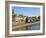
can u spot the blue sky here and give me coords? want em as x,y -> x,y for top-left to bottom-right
12,7 -> 40,17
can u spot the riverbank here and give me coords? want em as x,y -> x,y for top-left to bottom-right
12,21 -> 40,30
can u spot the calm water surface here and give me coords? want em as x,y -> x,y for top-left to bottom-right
28,23 -> 40,30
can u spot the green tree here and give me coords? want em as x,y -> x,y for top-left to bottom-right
12,9 -> 17,21
25,17 -> 28,23
38,16 -> 40,19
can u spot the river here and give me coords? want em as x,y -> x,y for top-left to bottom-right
28,23 -> 40,30
12,23 -> 40,31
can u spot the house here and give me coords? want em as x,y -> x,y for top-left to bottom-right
14,16 -> 27,23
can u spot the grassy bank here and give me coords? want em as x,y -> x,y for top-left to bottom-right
12,21 -> 40,31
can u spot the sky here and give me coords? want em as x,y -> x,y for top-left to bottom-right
12,7 -> 40,17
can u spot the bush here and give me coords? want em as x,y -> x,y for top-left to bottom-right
25,17 -> 28,23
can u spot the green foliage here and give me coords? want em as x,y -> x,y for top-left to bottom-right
12,14 -> 16,21
25,17 -> 28,23
38,16 -> 40,19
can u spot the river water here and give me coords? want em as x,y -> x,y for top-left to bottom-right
12,23 -> 40,31
28,23 -> 40,30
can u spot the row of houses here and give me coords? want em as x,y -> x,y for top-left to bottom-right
13,15 -> 40,23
